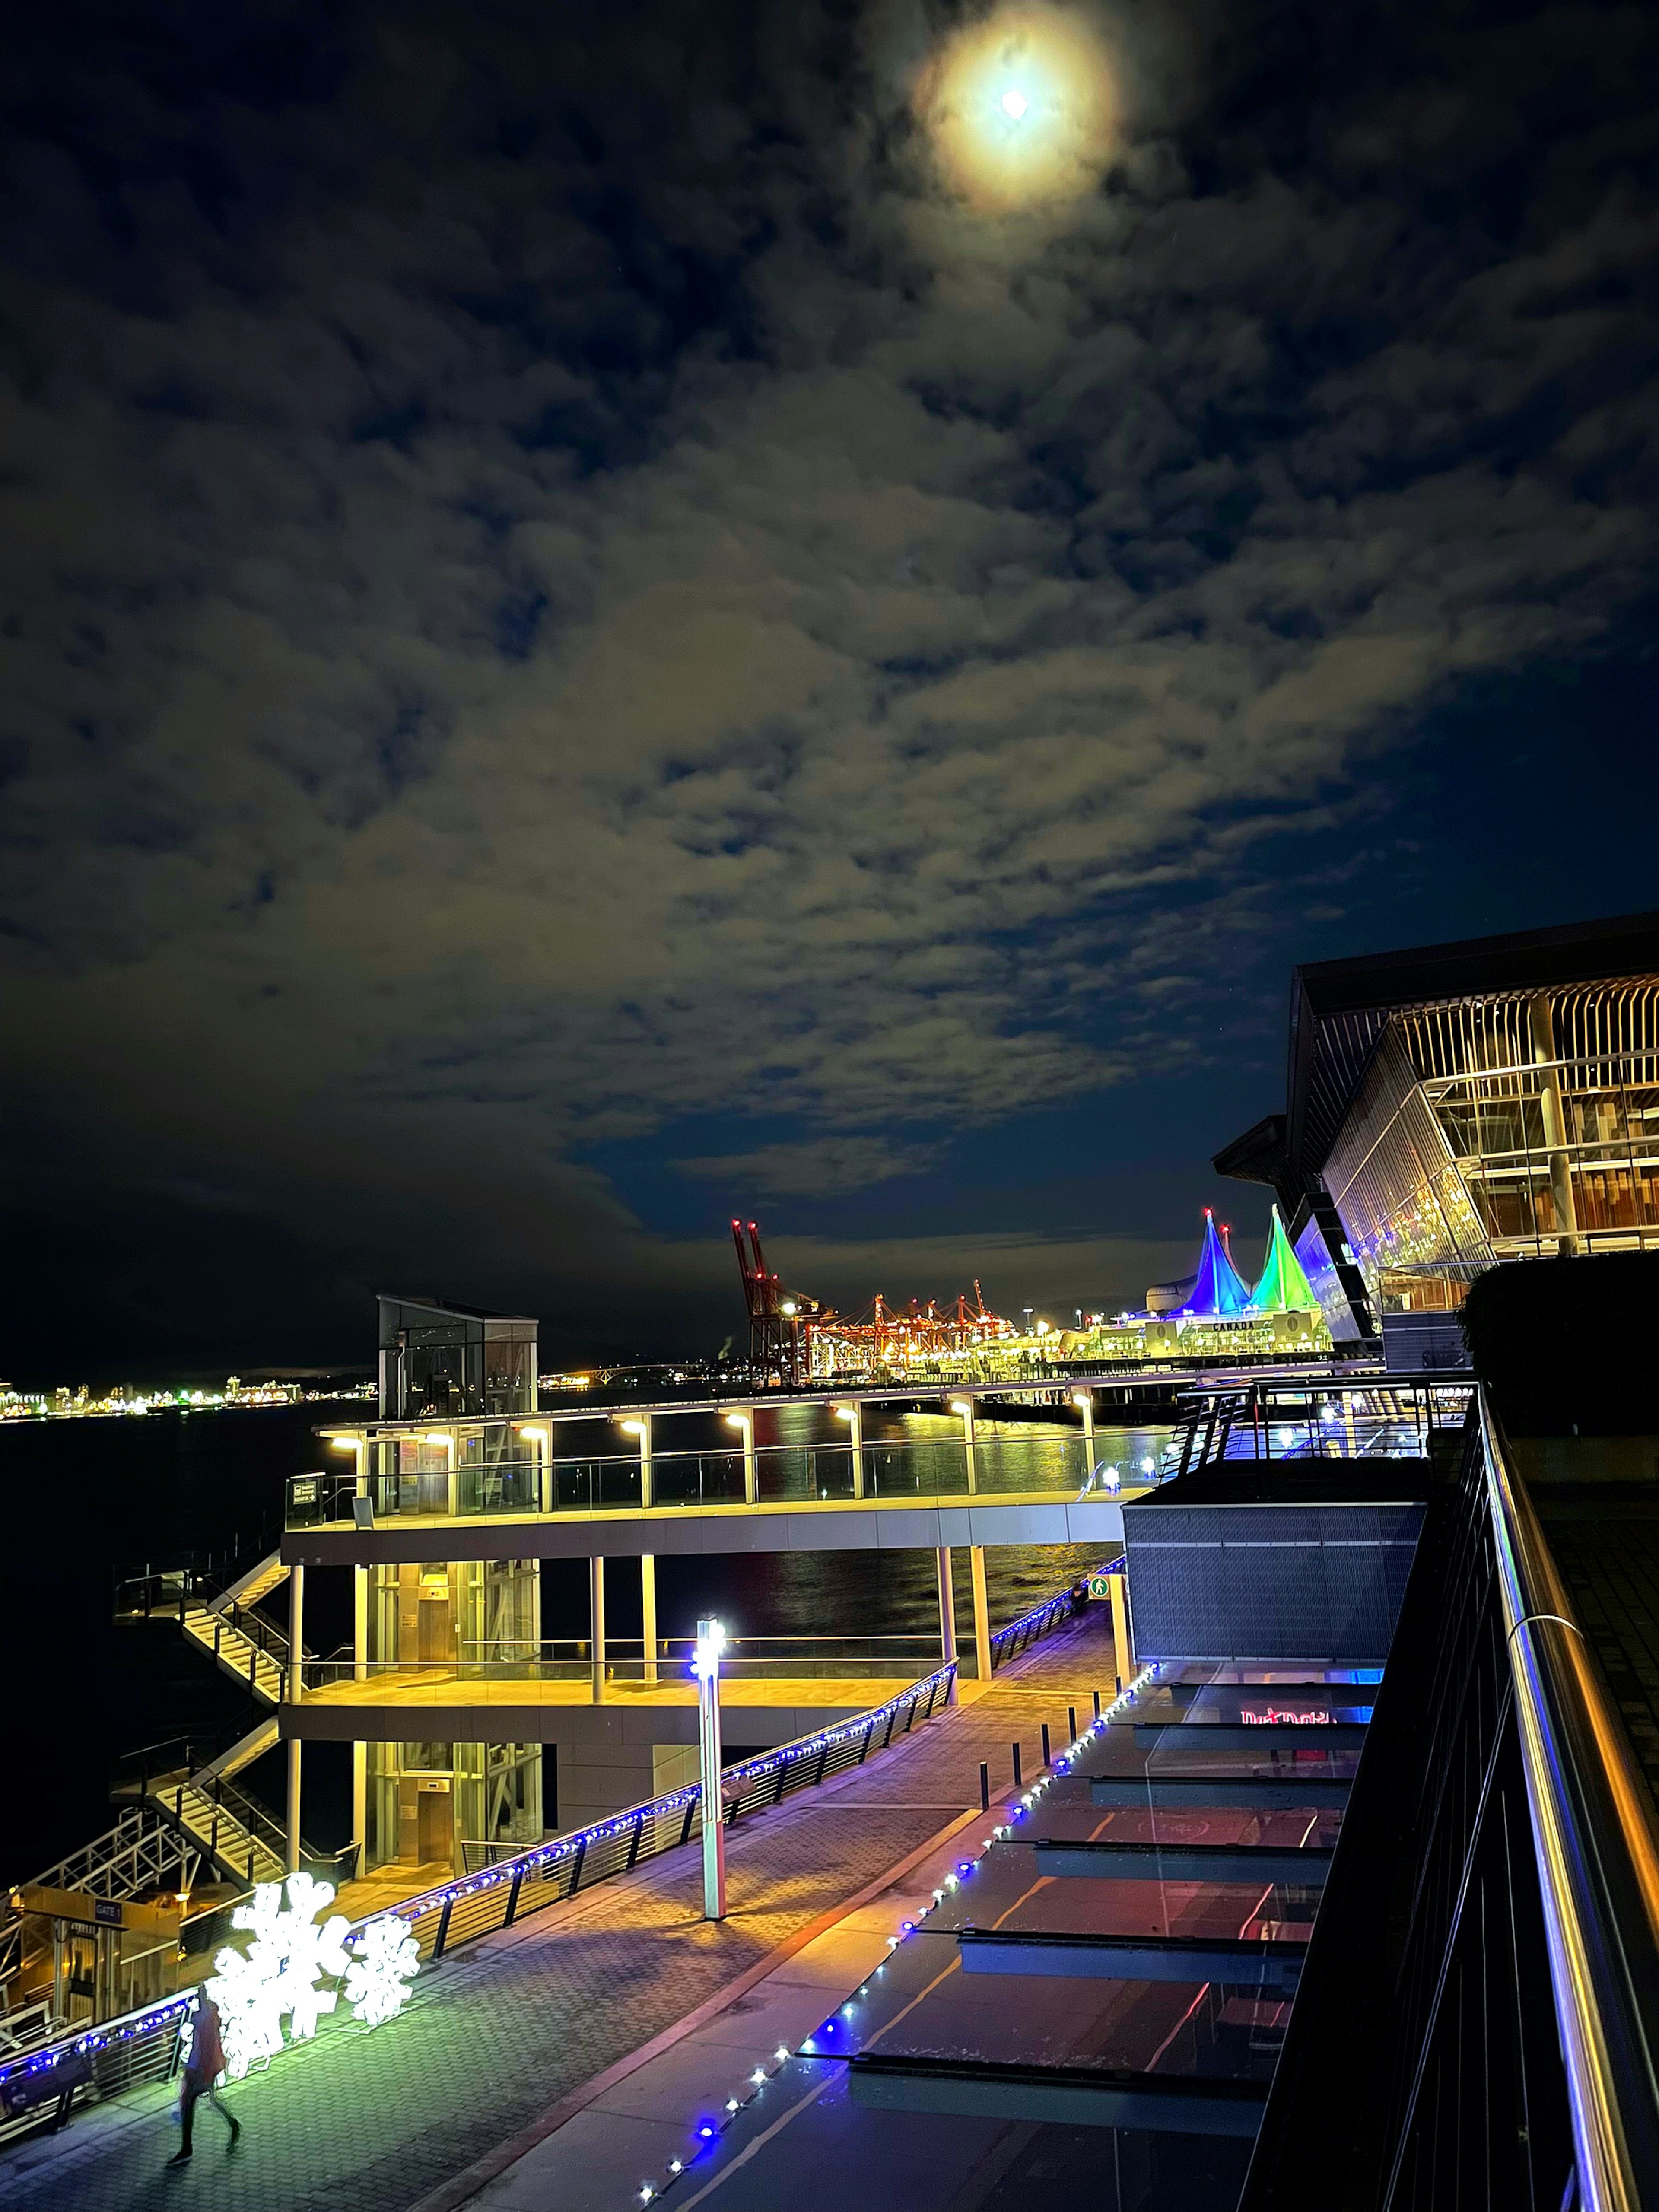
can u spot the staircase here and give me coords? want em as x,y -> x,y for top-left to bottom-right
21,1805 -> 200,1902
179,1550 -> 298,1706
146,1739 -> 288,1889
117,1550 -> 345,1890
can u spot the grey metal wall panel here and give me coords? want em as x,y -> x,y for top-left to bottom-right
1124,1501 -> 1423,1664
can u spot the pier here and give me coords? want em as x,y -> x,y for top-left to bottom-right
0,1604 -> 1121,2212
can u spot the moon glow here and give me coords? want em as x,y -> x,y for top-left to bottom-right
917,7 -> 1116,212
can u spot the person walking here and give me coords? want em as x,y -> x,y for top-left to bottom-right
167,1993 -> 241,2166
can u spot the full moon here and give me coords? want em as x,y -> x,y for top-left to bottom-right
916,6 -> 1116,212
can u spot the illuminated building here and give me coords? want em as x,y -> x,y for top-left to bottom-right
1215,909 -> 1659,1367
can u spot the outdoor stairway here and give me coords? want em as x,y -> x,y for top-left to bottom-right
143,1554 -> 312,1883
147,1766 -> 286,1889
179,1550 -> 306,1707
21,1805 -> 200,1903
182,1602 -> 287,1703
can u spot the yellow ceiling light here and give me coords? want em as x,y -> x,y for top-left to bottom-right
916,5 -> 1117,212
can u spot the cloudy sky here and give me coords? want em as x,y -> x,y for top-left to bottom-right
3,0 -> 1656,1379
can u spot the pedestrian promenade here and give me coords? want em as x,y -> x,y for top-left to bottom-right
1,1605 -> 1121,2212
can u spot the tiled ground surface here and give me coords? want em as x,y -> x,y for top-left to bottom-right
3,1607 -> 1119,2212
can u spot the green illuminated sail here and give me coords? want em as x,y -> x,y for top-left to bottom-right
1245,1205 -> 1321,1313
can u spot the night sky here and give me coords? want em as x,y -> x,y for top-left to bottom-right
3,0 -> 1656,1382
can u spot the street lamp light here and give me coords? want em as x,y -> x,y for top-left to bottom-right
693,1618 -> 728,1920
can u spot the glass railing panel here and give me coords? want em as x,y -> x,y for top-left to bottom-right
865,1441 -> 968,1497
455,1459 -> 541,1515
652,1451 -> 747,1507
756,1444 -> 856,1503
972,1435 -> 1087,1494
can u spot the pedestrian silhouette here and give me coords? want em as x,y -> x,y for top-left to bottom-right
167,1993 -> 241,2167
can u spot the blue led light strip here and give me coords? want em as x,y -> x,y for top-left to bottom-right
3,1568 -> 1103,2114
0,1661 -> 959,2103
636,1654 -> 1161,2204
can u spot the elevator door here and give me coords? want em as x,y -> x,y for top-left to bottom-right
417,1789 -> 453,1866
417,1595 -> 454,1663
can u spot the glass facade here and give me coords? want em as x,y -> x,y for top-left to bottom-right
362,1556 -> 546,1872
1319,982 -> 1659,1316
377,1294 -> 537,1421
365,1739 -> 545,1875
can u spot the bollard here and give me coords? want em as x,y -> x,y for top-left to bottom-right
1041,1723 -> 1051,1767
979,1762 -> 990,1813
1012,1742 -> 1023,1788
1093,1689 -> 1102,1719
1068,1707 -> 1077,1743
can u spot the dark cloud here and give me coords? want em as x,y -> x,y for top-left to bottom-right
2,0 -> 1657,1374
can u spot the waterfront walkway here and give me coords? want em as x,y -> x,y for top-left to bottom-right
1,1608 -> 1122,2212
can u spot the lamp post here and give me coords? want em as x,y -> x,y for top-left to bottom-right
725,1410 -> 757,1504
694,1618 -> 727,1920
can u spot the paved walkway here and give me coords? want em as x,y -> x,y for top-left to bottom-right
2,1608 -> 1121,2212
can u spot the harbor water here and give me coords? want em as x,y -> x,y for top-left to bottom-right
0,1398 -> 1166,1881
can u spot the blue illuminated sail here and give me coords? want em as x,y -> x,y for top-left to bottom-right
1175,1209 -> 1252,1317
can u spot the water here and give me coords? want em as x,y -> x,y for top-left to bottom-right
0,1402 -> 1165,1880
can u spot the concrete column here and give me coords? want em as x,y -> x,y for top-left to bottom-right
518,1424 -> 551,1513
590,1555 -> 607,1705
638,1414 -> 653,1509
351,1743 -> 366,1869
286,1561 -> 306,1872
936,1548 -> 959,1703
641,1554 -> 658,1685
351,1554 -> 368,1870
1108,1570 -> 1135,1690
952,1397 -> 979,1494
969,1544 -> 992,1683
1073,1390 -> 1095,1484
1529,991 -> 1582,1254
835,1403 -> 864,1498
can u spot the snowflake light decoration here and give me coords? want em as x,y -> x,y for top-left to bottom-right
204,1872 -> 351,2080
343,1913 -> 421,2028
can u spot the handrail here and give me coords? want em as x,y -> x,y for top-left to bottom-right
3,1562 -> 1097,2136
1478,1388 -> 1659,2211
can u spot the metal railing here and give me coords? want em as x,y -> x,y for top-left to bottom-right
111,1522 -> 281,1621
1240,1394 -> 1659,2209
1478,1392 -> 1659,2209
286,1433 -> 1099,1528
1159,1379 -> 1472,1483
1,1568 -> 1095,2145
299,1632 -> 951,1697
